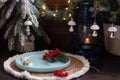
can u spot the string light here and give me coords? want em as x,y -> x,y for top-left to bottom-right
53,13 -> 56,17
63,18 -> 66,20
41,3 -> 46,17
65,7 -> 69,11
68,0 -> 70,4
76,6 -> 79,9
53,10 -> 58,17
42,3 -> 46,10
69,13 -> 72,18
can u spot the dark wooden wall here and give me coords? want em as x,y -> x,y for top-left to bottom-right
41,20 -> 71,51
45,0 -> 68,10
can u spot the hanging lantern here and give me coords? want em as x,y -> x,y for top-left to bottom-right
108,24 -> 117,38
68,18 -> 76,32
90,23 -> 100,37
24,20 -> 32,36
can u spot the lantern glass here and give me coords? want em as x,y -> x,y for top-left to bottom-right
79,25 -> 94,49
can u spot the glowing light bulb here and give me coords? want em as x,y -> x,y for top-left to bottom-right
68,0 -> 70,4
63,18 -> 66,20
53,13 -> 56,17
65,8 -> 68,10
69,13 -> 72,18
42,3 -> 46,10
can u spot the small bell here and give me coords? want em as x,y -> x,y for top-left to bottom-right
90,23 -> 100,37
68,18 -> 76,32
108,24 -> 117,38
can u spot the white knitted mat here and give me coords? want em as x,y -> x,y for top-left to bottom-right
3,51 -> 90,80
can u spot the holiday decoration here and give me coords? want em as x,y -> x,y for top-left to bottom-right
20,57 -> 31,66
24,20 -> 32,36
53,70 -> 68,77
108,24 -> 118,38
68,18 -> 76,32
43,48 -> 69,63
90,23 -> 100,37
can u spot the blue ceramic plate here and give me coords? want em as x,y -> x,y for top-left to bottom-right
15,50 -> 70,72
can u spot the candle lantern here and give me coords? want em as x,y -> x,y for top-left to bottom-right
72,0 -> 105,61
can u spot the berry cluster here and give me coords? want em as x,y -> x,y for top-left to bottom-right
54,70 -> 68,77
42,48 -> 61,60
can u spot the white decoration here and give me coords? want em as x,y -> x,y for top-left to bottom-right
24,21 -> 32,26
68,18 -> 76,32
90,23 -> 100,37
108,24 -> 118,38
16,0 -> 19,2
3,50 -> 90,80
68,18 -> 76,26
69,26 -> 74,32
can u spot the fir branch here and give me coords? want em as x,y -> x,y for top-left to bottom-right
14,19 -> 23,36
4,9 -> 23,39
5,0 -> 17,19
31,25 -> 42,36
0,3 -> 9,28
21,0 -> 27,19
0,4 -> 4,9
34,0 -> 44,10
19,32 -> 25,46
29,2 -> 40,18
30,13 -> 39,28
21,0 -> 39,27
39,26 -> 51,44
4,21 -> 14,39
28,0 -> 34,3
8,35 -> 15,51
0,0 -> 8,9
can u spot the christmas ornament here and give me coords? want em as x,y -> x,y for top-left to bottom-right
108,24 -> 118,38
68,18 -> 76,32
24,20 -> 32,36
90,23 -> 100,37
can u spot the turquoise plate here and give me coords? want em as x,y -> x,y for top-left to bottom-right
15,50 -> 70,72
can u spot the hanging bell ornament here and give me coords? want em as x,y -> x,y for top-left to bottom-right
108,24 -> 117,38
24,20 -> 32,36
68,18 -> 76,32
90,23 -> 100,37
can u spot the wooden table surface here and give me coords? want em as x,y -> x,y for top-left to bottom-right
0,51 -> 120,80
